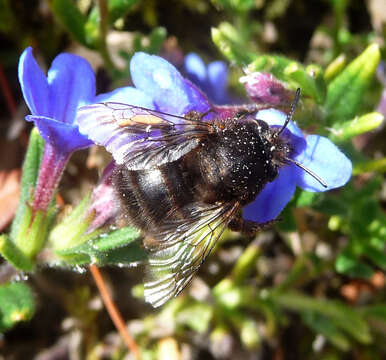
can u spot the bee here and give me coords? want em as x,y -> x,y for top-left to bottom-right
78,89 -> 326,307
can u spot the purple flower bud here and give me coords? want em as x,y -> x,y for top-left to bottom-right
240,71 -> 292,106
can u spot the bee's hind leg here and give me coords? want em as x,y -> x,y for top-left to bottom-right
228,215 -> 279,237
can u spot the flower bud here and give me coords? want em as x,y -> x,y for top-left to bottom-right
240,71 -> 292,106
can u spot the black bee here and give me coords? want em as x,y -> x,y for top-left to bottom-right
78,89 -> 326,307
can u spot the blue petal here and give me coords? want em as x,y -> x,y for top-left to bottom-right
130,52 -> 211,116
183,78 -> 213,115
47,53 -> 96,125
255,108 -> 304,138
184,53 -> 207,82
207,61 -> 227,104
294,135 -> 352,192
94,86 -> 154,108
26,115 -> 93,154
242,165 -> 297,223
18,47 -> 50,116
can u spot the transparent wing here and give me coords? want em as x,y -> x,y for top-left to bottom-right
144,202 -> 239,307
77,102 -> 213,170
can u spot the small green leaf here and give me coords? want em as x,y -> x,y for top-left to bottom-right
360,304 -> 386,322
108,0 -> 140,23
271,291 -> 372,344
324,54 -> 346,83
353,157 -> 386,175
363,245 -> 386,270
211,23 -> 254,65
10,128 -> 44,242
211,0 -> 256,12
50,0 -> 89,47
49,193 -> 93,251
336,251 -> 374,278
15,207 -> 56,259
329,112 -> 384,143
147,27 -> 167,54
85,0 -> 140,47
0,235 -> 35,271
93,226 -> 141,251
285,63 -> 326,104
324,44 -> 381,125
0,282 -> 35,332
231,242 -> 261,284
55,226 -> 145,266
302,312 -> 351,351
295,191 -> 321,207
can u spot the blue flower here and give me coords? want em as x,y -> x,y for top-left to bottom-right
242,109 -> 352,223
18,47 -> 137,211
184,53 -> 230,105
18,47 -> 141,155
18,47 -> 96,154
78,52 -> 352,224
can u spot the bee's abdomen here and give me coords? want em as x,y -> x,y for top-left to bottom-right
113,162 -> 194,232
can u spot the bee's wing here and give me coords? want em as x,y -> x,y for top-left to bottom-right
77,102 -> 212,170
144,202 -> 239,307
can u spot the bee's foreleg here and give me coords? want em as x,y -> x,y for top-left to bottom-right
228,216 -> 278,237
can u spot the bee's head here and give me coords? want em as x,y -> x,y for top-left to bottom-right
262,89 -> 327,189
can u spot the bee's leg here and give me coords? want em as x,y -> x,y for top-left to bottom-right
228,215 -> 278,237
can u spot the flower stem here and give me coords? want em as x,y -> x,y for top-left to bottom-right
32,142 -> 69,211
97,0 -> 115,73
89,264 -> 141,359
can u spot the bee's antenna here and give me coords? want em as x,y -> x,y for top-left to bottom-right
276,88 -> 301,137
285,157 -> 328,188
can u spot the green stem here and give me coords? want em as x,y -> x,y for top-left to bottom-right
97,0 -> 115,72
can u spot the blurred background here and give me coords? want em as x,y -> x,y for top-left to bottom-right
0,0 -> 385,359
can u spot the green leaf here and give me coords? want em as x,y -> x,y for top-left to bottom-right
49,193 -> 93,251
0,282 -> 35,332
329,112 -> 384,143
0,235 -> 35,271
336,250 -> 374,278
211,0 -> 256,12
353,157 -> 386,175
85,0 -> 140,47
302,312 -> 351,351
360,304 -> 386,321
10,128 -> 44,241
295,191 -> 321,207
55,226 -> 145,266
324,54 -> 346,83
50,0 -> 89,47
108,0 -> 140,23
271,291 -> 372,344
15,207 -> 57,259
231,242 -> 261,284
147,27 -> 167,54
363,245 -> 386,270
324,44 -> 381,125
211,23 -> 255,64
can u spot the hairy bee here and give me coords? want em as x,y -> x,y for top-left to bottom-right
78,89 -> 326,307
